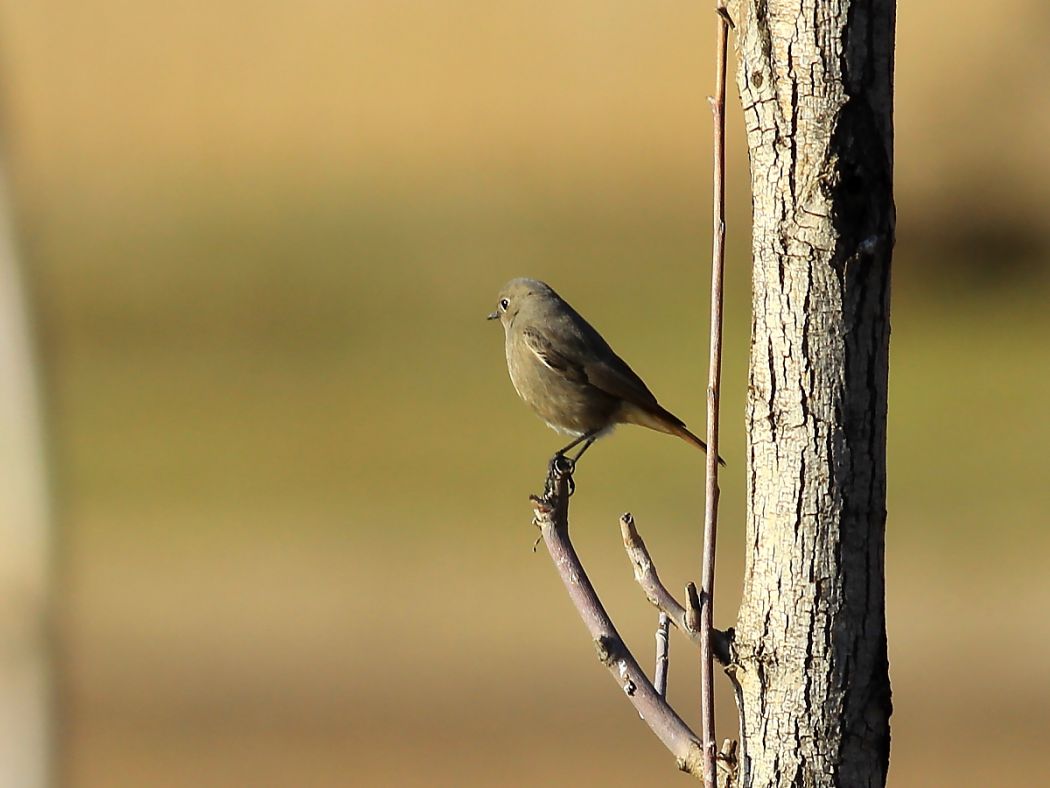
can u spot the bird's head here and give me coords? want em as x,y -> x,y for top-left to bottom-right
487,278 -> 554,328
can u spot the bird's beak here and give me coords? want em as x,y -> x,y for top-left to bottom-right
487,311 -> 499,321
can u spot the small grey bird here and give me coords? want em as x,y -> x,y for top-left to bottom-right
488,278 -> 722,465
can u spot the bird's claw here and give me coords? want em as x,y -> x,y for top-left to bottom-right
547,453 -> 576,497
530,452 -> 577,547
550,452 -> 575,476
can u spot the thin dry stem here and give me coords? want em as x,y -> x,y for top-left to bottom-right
701,4 -> 731,787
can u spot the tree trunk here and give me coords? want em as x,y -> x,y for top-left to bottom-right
0,163 -> 53,788
727,1 -> 895,785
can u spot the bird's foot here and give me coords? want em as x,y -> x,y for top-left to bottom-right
549,453 -> 576,497
530,453 -> 576,514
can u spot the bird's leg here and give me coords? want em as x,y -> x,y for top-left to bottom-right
555,432 -> 593,458
550,430 -> 600,498
568,437 -> 597,464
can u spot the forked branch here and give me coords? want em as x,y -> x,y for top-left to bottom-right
530,458 -> 704,779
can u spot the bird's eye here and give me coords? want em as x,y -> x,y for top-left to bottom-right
499,298 -> 510,310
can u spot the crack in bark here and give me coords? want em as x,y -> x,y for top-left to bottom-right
732,1 -> 894,785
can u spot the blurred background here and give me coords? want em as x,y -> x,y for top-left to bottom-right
1,1 -> 1048,786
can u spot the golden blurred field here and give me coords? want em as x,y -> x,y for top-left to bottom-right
2,1 -> 1049,786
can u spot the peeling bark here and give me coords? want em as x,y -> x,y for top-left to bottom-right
726,1 -> 895,785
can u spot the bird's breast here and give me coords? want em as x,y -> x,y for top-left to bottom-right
504,330 -> 616,436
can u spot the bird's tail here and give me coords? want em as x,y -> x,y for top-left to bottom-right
673,424 -> 727,467
623,404 -> 727,466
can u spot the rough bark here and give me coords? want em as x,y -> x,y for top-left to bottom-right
726,1 -> 895,786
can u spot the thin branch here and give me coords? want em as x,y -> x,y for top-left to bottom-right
654,613 -> 670,698
531,459 -> 704,779
621,513 -> 693,636
701,4 -> 732,787
620,513 -> 730,665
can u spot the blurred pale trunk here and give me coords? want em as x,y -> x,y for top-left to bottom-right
0,164 -> 52,788
727,1 -> 895,785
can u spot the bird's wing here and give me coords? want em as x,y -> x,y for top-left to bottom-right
521,324 -> 663,413
521,326 -> 588,384
583,356 -> 662,412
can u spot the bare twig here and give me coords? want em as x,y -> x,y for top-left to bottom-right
700,4 -> 732,786
621,513 -> 693,637
654,613 -> 670,698
686,582 -> 703,634
531,460 -> 704,779
620,513 -> 731,665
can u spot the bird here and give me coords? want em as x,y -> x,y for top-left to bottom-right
488,277 -> 722,466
